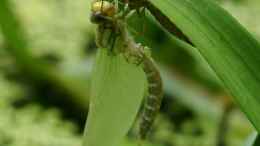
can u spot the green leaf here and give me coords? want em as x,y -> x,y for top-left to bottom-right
149,0 -> 260,131
83,49 -> 146,146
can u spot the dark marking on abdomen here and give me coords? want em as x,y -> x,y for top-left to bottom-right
139,55 -> 163,139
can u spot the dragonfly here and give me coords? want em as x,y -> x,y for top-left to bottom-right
90,0 -> 163,140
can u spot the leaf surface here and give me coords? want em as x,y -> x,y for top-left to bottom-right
149,0 -> 260,131
83,49 -> 146,146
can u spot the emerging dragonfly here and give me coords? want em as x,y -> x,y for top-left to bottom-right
90,0 -> 163,140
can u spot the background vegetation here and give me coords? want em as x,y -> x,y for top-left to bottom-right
0,0 -> 259,146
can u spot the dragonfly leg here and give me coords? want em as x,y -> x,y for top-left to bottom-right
108,31 -> 121,55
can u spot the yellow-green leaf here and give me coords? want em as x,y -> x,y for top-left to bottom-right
83,49 -> 146,146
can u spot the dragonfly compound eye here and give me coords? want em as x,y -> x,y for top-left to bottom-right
91,1 -> 116,17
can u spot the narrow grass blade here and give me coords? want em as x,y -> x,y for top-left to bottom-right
149,0 -> 260,131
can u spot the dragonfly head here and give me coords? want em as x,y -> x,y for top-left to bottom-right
91,1 -> 116,24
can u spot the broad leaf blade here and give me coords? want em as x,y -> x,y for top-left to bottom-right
83,49 -> 146,146
149,0 -> 260,131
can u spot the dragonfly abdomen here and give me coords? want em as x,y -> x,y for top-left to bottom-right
139,55 -> 163,139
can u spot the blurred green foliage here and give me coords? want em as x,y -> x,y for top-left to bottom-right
0,0 -> 259,146
0,75 -> 81,146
